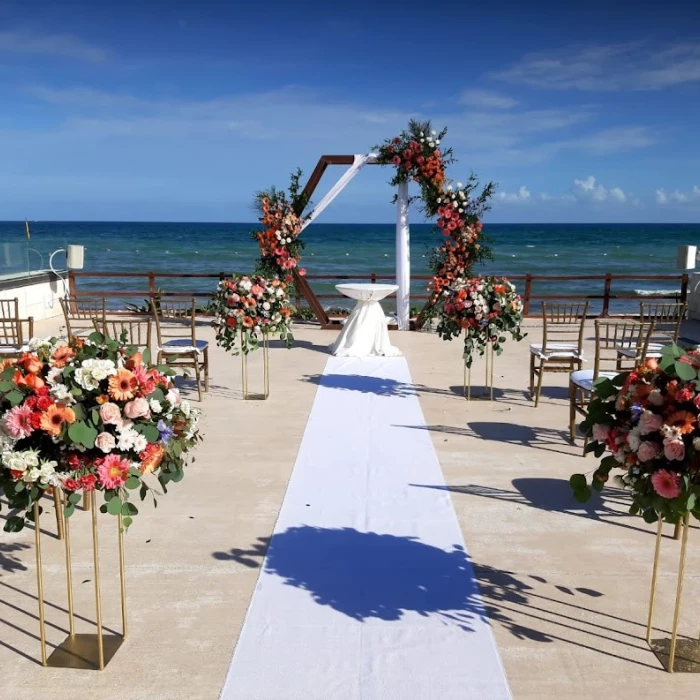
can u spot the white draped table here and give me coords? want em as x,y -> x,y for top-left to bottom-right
330,283 -> 402,357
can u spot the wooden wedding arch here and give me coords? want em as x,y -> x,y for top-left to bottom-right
289,154 -> 418,330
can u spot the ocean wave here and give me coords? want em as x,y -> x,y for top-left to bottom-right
633,289 -> 681,296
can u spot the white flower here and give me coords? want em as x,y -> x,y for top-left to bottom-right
436,139 -> 441,145
180,400 -> 192,418
116,427 -> 139,452
286,237 -> 292,244
74,358 -> 116,391
420,138 -> 425,143
47,367 -> 63,386
149,399 -> 163,414
457,182 -> 463,188
627,426 -> 642,452
50,383 -> 74,404
26,468 -> 41,483
437,197 -> 442,203
262,302 -> 271,311
420,132 -> 424,136
28,337 -> 56,352
447,185 -> 453,191
132,434 -> 148,453
431,130 -> 436,135
452,201 -> 459,208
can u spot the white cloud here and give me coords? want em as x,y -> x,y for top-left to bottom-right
497,186 -> 531,203
656,186 -> 700,205
458,89 -> 517,109
0,29 -> 108,63
492,42 -> 700,91
573,176 -> 627,203
539,192 -> 552,201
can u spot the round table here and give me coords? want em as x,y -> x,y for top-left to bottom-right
330,283 -> 402,357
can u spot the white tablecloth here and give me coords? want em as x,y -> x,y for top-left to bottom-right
330,284 -> 402,357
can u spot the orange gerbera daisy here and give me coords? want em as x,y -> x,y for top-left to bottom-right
51,345 -> 75,368
242,316 -> 254,328
40,404 -> 76,437
667,410 -> 696,435
108,368 -> 138,401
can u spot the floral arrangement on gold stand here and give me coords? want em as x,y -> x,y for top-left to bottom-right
571,344 -> 700,672
211,274 -> 294,400
0,333 -> 202,669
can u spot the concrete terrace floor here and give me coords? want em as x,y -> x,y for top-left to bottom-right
2,315 -> 700,699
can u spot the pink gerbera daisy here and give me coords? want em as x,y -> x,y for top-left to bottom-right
5,404 -> 35,439
97,454 -> 130,490
651,469 -> 682,499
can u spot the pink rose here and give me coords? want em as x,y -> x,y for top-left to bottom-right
166,388 -> 182,407
99,402 -> 122,425
663,439 -> 686,461
124,398 -> 151,420
95,432 -> 116,454
639,410 -> 664,435
592,424 -> 611,442
637,441 -> 660,462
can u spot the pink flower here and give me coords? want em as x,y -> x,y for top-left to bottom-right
637,441 -> 660,462
124,398 -> 150,420
95,432 -> 116,454
639,410 -> 664,435
251,285 -> 265,297
663,439 -> 686,461
593,423 -> 610,442
651,469 -> 682,499
5,404 -> 35,439
392,155 -> 400,165
97,454 -> 130,489
166,388 -> 182,407
226,294 -> 240,307
99,402 -> 122,425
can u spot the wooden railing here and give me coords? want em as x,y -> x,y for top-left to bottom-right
68,270 -> 689,318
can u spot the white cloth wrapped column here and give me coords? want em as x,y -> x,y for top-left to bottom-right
396,181 -> 410,330
331,284 -> 401,357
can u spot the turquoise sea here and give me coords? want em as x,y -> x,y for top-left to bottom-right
0,221 -> 697,314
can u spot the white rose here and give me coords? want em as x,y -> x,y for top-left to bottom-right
26,468 -> 41,482
8,455 -> 25,471
24,450 -> 40,467
263,302 -> 271,311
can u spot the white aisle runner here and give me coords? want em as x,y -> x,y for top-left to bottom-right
220,357 -> 512,700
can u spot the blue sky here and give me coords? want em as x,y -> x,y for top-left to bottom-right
0,0 -> 699,223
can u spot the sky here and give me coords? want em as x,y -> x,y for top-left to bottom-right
0,0 -> 699,223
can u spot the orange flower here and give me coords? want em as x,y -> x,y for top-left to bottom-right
18,353 -> 43,374
51,345 -> 75,368
0,358 -> 16,372
40,404 -> 76,436
25,373 -> 45,391
139,443 -> 164,475
96,394 -> 110,405
108,369 -> 138,401
667,410 -> 696,435
125,352 -> 143,370
242,316 -> 254,328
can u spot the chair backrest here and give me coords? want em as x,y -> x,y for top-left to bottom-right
61,297 -> 106,339
151,298 -> 196,347
0,298 -> 19,321
541,301 -> 589,353
102,317 -> 152,349
593,319 -> 655,377
640,301 -> 686,343
0,318 -> 23,348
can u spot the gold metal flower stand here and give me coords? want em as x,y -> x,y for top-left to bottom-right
241,333 -> 270,400
463,341 -> 495,401
35,490 -> 126,670
646,514 -> 700,672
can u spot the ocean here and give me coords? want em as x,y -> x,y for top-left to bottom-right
0,221 -> 696,314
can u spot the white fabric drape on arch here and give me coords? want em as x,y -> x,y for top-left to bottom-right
300,154 -> 378,231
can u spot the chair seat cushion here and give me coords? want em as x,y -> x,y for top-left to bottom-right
570,369 -> 618,392
617,343 -> 664,359
0,344 -> 29,354
529,342 -> 583,360
159,338 -> 208,355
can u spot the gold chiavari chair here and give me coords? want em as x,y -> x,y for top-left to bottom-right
151,298 -> 209,401
60,296 -> 107,340
569,318 -> 654,446
529,301 -> 589,407
101,317 -> 152,350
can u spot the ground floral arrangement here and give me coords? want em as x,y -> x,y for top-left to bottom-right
0,334 -> 201,533
571,344 -> 700,524
433,277 -> 524,367
212,274 -> 294,354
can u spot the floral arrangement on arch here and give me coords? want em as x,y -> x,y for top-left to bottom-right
0,334 -> 201,533
211,274 -> 294,354
253,170 -> 310,280
571,344 -> 700,524
433,277 -> 524,367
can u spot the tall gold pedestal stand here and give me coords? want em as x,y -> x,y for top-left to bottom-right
35,490 -> 127,670
646,514 -> 700,672
241,333 -> 270,401
463,342 -> 495,402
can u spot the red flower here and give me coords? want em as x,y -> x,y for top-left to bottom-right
226,316 -> 237,328
29,412 -> 43,430
393,137 -> 401,144
63,478 -> 80,492
67,453 -> 81,469
79,474 -> 97,492
35,385 -> 49,397
392,155 -> 400,165
36,396 -> 52,411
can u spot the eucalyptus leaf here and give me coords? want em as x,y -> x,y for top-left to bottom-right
107,497 -> 123,515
